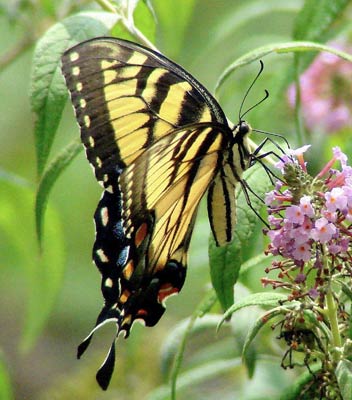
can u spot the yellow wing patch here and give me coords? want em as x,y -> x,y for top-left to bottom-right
119,125 -> 224,272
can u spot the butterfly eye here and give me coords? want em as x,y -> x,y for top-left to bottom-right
233,121 -> 251,140
239,121 -> 250,136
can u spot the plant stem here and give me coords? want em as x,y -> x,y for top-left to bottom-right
326,284 -> 342,355
95,0 -> 116,13
170,291 -> 217,400
293,53 -> 306,146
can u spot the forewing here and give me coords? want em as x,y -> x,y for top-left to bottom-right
61,37 -> 228,191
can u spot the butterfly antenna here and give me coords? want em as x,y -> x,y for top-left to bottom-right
252,128 -> 291,150
238,60 -> 265,121
241,89 -> 269,121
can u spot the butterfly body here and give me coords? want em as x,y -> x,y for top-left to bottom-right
61,37 -> 252,389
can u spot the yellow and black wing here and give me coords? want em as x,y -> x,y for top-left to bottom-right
61,37 -> 229,190
61,37 -> 249,390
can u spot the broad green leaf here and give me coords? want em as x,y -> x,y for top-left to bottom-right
209,163 -> 271,311
208,239 -> 241,313
336,359 -> 352,400
0,180 -> 65,352
215,41 -> 352,96
152,0 -> 196,58
30,11 -> 119,177
35,138 -> 82,245
0,353 -> 13,400
218,292 -> 288,331
146,358 -> 242,400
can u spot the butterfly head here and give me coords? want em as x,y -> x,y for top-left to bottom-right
232,120 -> 252,143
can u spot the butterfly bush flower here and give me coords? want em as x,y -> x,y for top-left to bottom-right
287,42 -> 352,133
263,145 -> 352,399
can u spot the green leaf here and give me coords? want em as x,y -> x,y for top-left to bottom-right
218,292 -> 288,331
0,180 -> 65,352
35,138 -> 82,245
293,0 -> 350,41
0,353 -> 13,400
30,11 -> 119,177
215,41 -> 352,96
242,308 -> 283,363
208,239 -> 241,313
209,163 -> 271,311
279,364 -> 322,400
336,359 -> 352,400
243,343 -> 257,379
338,280 -> 352,301
146,358 -> 242,400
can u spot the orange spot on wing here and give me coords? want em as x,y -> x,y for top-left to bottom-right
119,289 -> 131,303
157,283 -> 179,303
123,260 -> 134,280
122,314 -> 132,327
135,222 -> 148,247
136,309 -> 148,317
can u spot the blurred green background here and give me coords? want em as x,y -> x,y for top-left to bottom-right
1,0 -> 352,399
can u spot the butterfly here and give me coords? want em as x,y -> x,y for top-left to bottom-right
61,37 -> 255,389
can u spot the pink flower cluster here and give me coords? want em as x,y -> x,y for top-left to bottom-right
265,145 -> 352,288
287,42 -> 352,134
265,147 -> 352,263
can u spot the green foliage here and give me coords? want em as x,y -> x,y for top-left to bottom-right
152,0 -> 196,57
147,358 -> 242,400
0,353 -> 13,400
1,0 -> 352,399
218,292 -> 289,329
336,360 -> 352,400
0,178 -> 65,351
35,139 -> 82,246
293,0 -> 350,41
